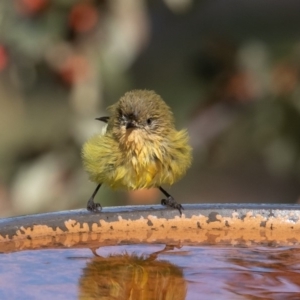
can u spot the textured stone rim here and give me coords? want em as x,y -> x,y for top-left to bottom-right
1,203 -> 300,253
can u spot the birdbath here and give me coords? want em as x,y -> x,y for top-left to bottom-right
1,203 -> 300,299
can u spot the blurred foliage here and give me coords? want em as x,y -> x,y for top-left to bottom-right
1,0 -> 300,216
0,0 -> 150,216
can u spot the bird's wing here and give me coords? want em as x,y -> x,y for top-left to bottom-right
95,116 -> 110,123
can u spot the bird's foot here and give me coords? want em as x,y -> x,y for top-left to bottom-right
161,197 -> 183,216
87,198 -> 102,212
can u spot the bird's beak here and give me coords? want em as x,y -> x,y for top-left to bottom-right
95,116 -> 109,123
125,120 -> 137,129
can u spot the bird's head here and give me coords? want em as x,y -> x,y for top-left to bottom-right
108,90 -> 175,144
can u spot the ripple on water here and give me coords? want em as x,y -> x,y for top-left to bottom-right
1,244 -> 300,299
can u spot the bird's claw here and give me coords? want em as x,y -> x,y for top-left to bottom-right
161,197 -> 183,216
87,199 -> 102,212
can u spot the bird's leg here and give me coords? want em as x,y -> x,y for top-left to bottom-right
159,186 -> 183,216
87,184 -> 102,212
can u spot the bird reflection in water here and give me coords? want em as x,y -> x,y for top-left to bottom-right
78,245 -> 187,300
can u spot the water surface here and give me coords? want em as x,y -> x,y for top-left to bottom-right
1,244 -> 300,299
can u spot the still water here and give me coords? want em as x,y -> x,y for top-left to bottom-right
0,244 -> 300,299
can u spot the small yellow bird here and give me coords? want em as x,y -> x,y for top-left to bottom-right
82,90 -> 192,215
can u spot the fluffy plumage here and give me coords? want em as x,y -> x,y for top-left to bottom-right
82,90 -> 192,214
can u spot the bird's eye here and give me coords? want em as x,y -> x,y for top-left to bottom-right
146,118 -> 153,125
119,112 -> 126,122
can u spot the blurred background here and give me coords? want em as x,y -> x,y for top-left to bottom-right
1,0 -> 300,217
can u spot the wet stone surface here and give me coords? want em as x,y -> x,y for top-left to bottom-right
1,204 -> 300,299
